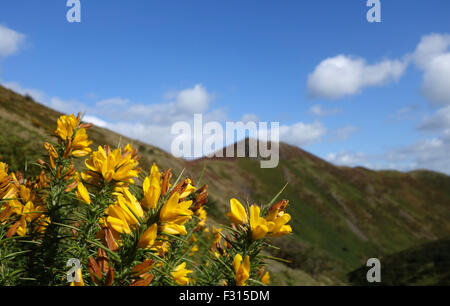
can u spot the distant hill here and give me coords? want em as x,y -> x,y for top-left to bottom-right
348,238 -> 450,285
1,84 -> 450,285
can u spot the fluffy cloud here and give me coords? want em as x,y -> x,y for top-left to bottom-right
86,84 -> 220,152
83,115 -> 108,127
0,25 -> 25,58
176,84 -> 213,113
420,54 -> 450,106
307,55 -> 407,99
413,33 -> 450,70
279,121 -> 326,146
326,151 -> 370,167
412,33 -> 450,106
89,84 -> 218,126
106,122 -> 175,153
306,33 -> 450,104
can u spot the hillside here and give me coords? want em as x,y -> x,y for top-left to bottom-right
1,84 -> 450,285
348,238 -> 450,285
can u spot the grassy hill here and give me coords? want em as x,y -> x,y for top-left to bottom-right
1,84 -> 450,285
348,238 -> 450,285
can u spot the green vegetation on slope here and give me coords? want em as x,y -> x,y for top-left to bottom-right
348,238 -> 450,285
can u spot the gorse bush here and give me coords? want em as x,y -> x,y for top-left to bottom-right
0,113 -> 292,286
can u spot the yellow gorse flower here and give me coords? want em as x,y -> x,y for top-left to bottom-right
71,128 -> 92,157
249,205 -> 269,240
265,200 -> 292,237
171,262 -> 193,285
54,113 -> 92,157
55,113 -> 79,140
151,235 -> 171,255
105,188 -> 144,234
159,191 -> 193,235
233,254 -> 250,286
0,162 -> 16,202
225,198 -> 292,239
0,174 -> 48,237
138,223 -> 158,249
226,198 -> 248,225
142,163 -> 161,209
261,271 -> 270,285
84,145 -> 139,184
179,178 -> 196,199
267,213 -> 292,237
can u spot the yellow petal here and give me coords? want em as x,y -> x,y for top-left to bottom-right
138,223 -> 158,249
226,198 -> 248,225
76,181 -> 91,204
261,271 -> 270,285
107,216 -> 131,234
233,253 -> 243,274
160,223 -> 187,235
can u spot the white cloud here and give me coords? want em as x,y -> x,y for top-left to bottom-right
412,33 -> 450,106
0,25 -> 25,58
2,81 -> 87,114
89,84 -> 217,125
309,104 -> 342,116
279,121 -> 326,146
419,105 -> 450,131
106,121 -> 175,152
327,128 -> 450,175
420,53 -> 450,106
2,81 -> 46,102
307,55 -> 407,99
83,115 -> 108,128
412,33 -> 450,70
390,131 -> 450,174
7,78 -> 325,151
326,151 -> 369,167
306,32 -> 450,104
0,81 -> 224,153
86,84 -> 220,152
326,151 -> 415,171
176,84 -> 213,113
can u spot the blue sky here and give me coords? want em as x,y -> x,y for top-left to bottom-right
1,1 -> 450,173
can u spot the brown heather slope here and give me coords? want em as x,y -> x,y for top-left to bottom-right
1,84 -> 450,285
